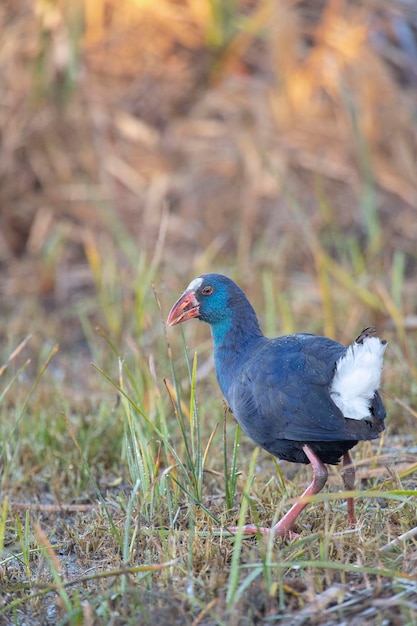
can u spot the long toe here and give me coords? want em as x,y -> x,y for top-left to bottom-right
225,524 -> 300,540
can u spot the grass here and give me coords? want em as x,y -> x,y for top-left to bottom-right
1,214 -> 417,625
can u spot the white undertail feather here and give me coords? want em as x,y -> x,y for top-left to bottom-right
330,336 -> 387,420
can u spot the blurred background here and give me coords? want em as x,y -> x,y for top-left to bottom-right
1,0 -> 417,383
2,4 -> 417,620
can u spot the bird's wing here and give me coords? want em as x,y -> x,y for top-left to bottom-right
228,335 -> 377,446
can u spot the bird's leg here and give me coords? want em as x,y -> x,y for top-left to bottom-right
223,445 -> 328,539
269,445 -> 328,537
341,451 -> 355,526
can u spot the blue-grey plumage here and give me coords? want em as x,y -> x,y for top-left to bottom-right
167,273 -> 387,536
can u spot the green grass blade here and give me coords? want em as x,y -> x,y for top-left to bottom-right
226,446 -> 259,609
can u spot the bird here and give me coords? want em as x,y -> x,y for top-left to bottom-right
167,273 -> 387,538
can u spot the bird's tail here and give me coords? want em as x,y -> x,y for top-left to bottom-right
330,329 -> 387,420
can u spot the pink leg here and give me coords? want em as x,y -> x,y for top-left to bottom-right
224,445 -> 328,539
342,451 -> 355,526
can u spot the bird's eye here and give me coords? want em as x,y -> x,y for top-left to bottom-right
202,285 -> 213,296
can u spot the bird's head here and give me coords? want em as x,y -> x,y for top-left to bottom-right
167,274 -> 234,327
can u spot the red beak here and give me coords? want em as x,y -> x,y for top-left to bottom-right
167,291 -> 200,326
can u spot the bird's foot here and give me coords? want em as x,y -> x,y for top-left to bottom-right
222,523 -> 300,540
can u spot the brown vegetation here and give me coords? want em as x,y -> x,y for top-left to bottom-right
1,1 -> 417,624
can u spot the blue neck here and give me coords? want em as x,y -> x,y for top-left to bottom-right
210,310 -> 263,401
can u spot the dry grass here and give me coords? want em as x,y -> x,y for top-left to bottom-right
1,1 -> 417,624
1,1 -> 417,274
